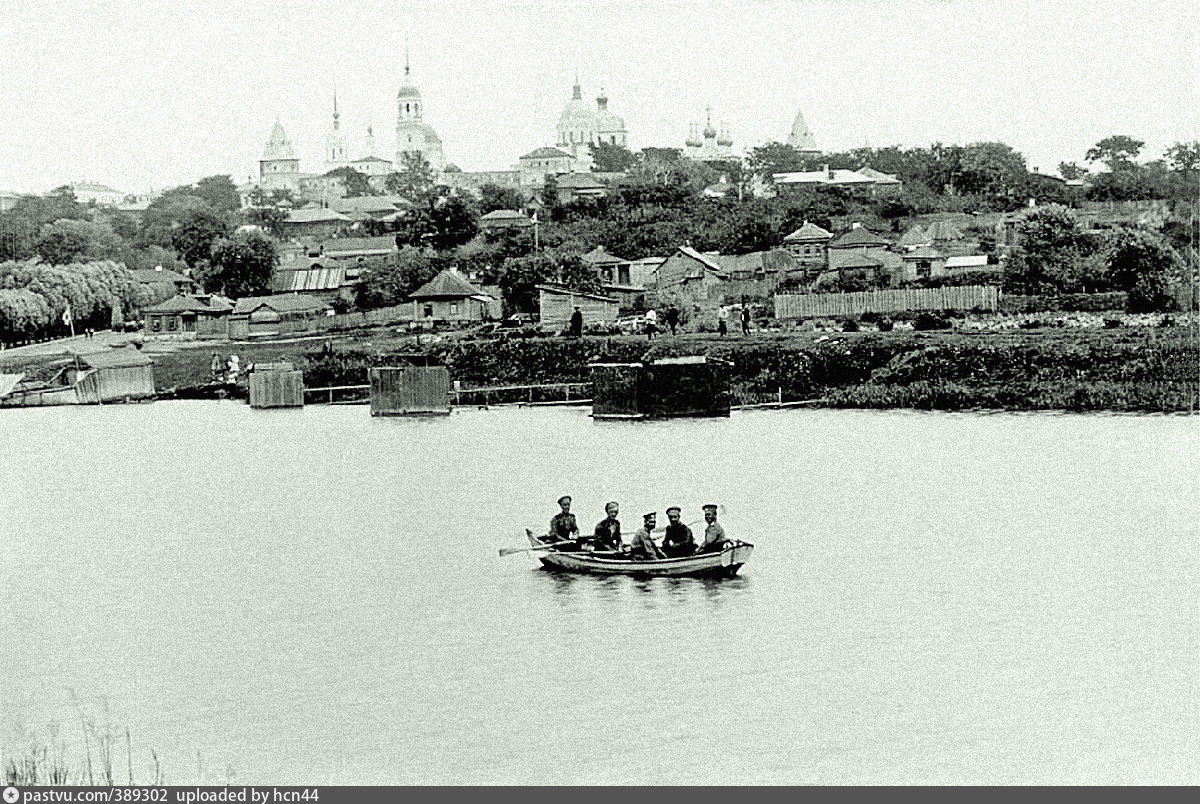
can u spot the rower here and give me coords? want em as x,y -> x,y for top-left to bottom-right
660,506 -> 696,558
592,501 -> 622,552
548,495 -> 581,549
629,512 -> 666,561
697,504 -> 731,553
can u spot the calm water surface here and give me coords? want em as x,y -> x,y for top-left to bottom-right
1,402 -> 1197,784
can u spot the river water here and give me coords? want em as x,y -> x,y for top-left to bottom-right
1,402 -> 1197,784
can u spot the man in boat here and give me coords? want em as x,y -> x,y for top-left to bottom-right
698,504 -> 731,553
660,506 -> 696,558
548,495 -> 581,549
629,512 -> 666,561
592,501 -> 622,552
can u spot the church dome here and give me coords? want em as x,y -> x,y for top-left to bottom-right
262,120 -> 295,160
398,80 -> 421,99
559,82 -> 596,124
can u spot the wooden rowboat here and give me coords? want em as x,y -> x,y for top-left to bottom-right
525,529 -> 754,578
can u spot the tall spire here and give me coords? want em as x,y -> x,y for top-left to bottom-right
572,71 -> 582,100
332,88 -> 339,130
404,34 -> 411,79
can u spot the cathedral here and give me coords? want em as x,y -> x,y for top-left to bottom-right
555,80 -> 628,170
251,51 -> 447,202
684,107 -> 734,162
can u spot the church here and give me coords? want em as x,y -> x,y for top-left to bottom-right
555,80 -> 629,171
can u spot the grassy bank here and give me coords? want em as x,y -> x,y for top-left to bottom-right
2,325 -> 1196,412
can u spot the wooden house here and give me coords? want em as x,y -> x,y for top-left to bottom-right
143,294 -> 233,339
228,294 -> 332,338
0,347 -> 155,407
537,285 -> 619,332
409,270 -> 500,324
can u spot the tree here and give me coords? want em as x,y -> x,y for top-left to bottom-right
33,219 -> 124,265
1086,135 -> 1144,172
478,183 -> 526,214
355,246 -> 439,309
139,193 -> 217,248
1004,204 -> 1091,294
245,188 -> 295,237
324,166 -> 373,198
193,175 -> 241,214
745,142 -> 809,184
956,141 -> 1028,200
590,142 -> 636,173
386,153 -> 435,201
203,231 -> 277,298
171,209 -> 230,269
1103,227 -> 1182,312
427,192 -> 480,251
1164,141 -> 1200,174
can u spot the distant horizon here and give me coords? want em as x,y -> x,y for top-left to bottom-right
1,0 -> 1195,195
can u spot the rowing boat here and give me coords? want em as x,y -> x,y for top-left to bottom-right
524,529 -> 754,578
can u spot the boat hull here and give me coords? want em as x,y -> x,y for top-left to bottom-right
527,531 -> 753,578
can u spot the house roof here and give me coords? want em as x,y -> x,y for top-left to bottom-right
903,245 -> 944,260
233,294 -> 331,315
773,168 -> 878,186
75,346 -> 153,368
581,246 -> 624,265
899,225 -> 931,246
834,253 -> 883,269
479,209 -> 532,226
320,236 -> 397,254
945,255 -> 989,269
535,284 -> 617,303
329,195 -> 411,214
856,166 -> 902,184
830,227 -> 889,248
926,220 -> 965,241
130,267 -> 191,285
272,266 -> 349,293
409,270 -> 488,299
350,156 -> 393,164
520,146 -> 572,160
286,207 -> 351,224
782,222 -> 833,242
143,294 -> 232,314
675,246 -> 729,278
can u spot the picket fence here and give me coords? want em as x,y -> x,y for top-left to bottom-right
774,285 -> 1000,319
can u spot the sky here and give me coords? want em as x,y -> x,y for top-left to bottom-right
0,0 -> 1196,194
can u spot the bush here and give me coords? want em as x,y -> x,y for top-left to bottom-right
1000,292 -> 1127,314
913,312 -> 952,330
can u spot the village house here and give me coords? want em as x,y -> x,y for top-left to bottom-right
280,207 -> 352,239
537,285 -> 619,332
408,270 -> 500,324
143,293 -> 233,338
229,294 -> 332,338
773,165 -> 902,197
479,209 -> 534,231
129,266 -> 196,295
780,221 -> 833,278
329,195 -> 411,223
652,246 -> 798,320
900,246 -> 948,283
581,246 -> 647,311
554,173 -> 608,204
517,147 -> 576,187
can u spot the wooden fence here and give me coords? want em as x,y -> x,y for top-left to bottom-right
369,366 -> 451,416
249,370 -> 304,408
774,285 -> 1000,319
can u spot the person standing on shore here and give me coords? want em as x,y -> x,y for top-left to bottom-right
645,308 -> 658,340
740,305 -> 751,336
569,307 -> 583,338
718,305 -> 729,336
665,305 -> 680,336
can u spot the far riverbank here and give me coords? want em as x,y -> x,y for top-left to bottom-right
2,323 -> 1196,413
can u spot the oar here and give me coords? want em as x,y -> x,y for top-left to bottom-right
498,529 -> 573,557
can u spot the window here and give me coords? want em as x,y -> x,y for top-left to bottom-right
917,260 -> 932,278
151,318 -> 161,332
423,304 -> 434,318
166,317 -> 177,331
450,303 -> 459,315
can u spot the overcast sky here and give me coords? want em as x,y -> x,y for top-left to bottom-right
0,0 -> 1195,194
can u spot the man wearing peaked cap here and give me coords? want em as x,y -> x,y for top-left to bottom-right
592,501 -> 622,552
661,506 -> 696,558
548,495 -> 580,548
699,504 -> 731,553
629,511 -> 665,561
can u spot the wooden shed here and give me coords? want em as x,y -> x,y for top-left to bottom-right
249,362 -> 304,409
589,355 -> 730,419
589,362 -> 644,419
369,364 -> 451,416
1,347 -> 155,407
537,285 -> 619,333
641,356 -> 731,418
